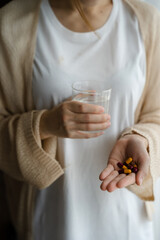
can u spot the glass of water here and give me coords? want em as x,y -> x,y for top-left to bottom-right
72,81 -> 111,114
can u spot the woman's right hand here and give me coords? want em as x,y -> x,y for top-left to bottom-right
40,100 -> 111,139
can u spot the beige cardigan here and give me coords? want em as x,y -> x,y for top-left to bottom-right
0,0 -> 160,239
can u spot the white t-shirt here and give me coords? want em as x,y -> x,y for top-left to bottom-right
32,0 -> 154,239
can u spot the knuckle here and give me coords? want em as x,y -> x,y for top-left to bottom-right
110,171 -> 117,177
103,122 -> 108,128
61,105 -> 71,123
61,103 -> 67,114
86,124 -> 91,131
62,114 -> 68,123
79,103 -> 85,112
101,115 -> 105,122
85,114 -> 91,122
102,114 -> 108,122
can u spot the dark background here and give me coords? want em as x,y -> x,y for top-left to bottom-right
0,0 -> 12,8
0,1 -> 17,239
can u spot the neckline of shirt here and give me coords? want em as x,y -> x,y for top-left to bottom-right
42,0 -> 119,42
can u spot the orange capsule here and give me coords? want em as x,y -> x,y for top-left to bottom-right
133,164 -> 137,168
122,165 -> 127,169
126,157 -> 133,164
124,169 -> 132,174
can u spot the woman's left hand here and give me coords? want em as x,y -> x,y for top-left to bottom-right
99,134 -> 150,192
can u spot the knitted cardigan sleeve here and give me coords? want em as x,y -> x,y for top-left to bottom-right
121,0 -> 160,201
0,109 -> 64,189
0,0 -> 64,189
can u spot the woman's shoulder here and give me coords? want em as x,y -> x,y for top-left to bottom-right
125,0 -> 160,24
0,0 -> 41,28
124,0 -> 160,43
0,0 -> 41,52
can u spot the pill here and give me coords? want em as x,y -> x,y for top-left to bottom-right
124,169 -> 132,174
118,157 -> 139,175
128,165 -> 134,170
132,167 -> 138,173
126,157 -> 133,164
122,165 -> 127,169
117,162 -> 123,168
123,162 -> 128,167
118,169 -> 124,174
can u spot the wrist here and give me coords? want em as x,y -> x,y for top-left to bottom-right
122,133 -> 149,150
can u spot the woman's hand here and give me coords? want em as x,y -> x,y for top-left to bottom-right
99,134 -> 150,192
40,100 -> 111,139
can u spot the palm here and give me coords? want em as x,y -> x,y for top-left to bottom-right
99,135 -> 150,192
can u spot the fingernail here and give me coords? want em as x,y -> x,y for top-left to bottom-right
107,122 -> 111,127
99,132 -> 104,135
99,107 -> 105,112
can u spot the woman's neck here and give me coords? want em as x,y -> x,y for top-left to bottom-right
80,0 -> 112,8
50,0 -> 112,10
49,0 -> 113,32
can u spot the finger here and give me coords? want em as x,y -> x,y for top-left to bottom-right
136,170 -> 144,186
116,173 -> 136,188
107,173 -> 127,192
136,154 -> 150,186
100,170 -> 119,191
68,101 -> 105,114
136,162 -> 150,186
73,113 -> 110,123
99,164 -> 114,180
73,122 -> 111,132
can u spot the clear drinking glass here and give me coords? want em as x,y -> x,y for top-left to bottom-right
72,81 -> 111,132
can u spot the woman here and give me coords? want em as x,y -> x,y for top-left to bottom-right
0,0 -> 160,239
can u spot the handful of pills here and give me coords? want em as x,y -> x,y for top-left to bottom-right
117,157 -> 138,175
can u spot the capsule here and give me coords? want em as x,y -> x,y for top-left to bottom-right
123,162 -> 128,167
133,164 -> 137,168
124,169 -> 132,174
126,157 -> 133,164
117,162 -> 123,168
122,165 -> 127,169
128,165 -> 134,170
132,167 -> 138,173
118,169 -> 124,174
